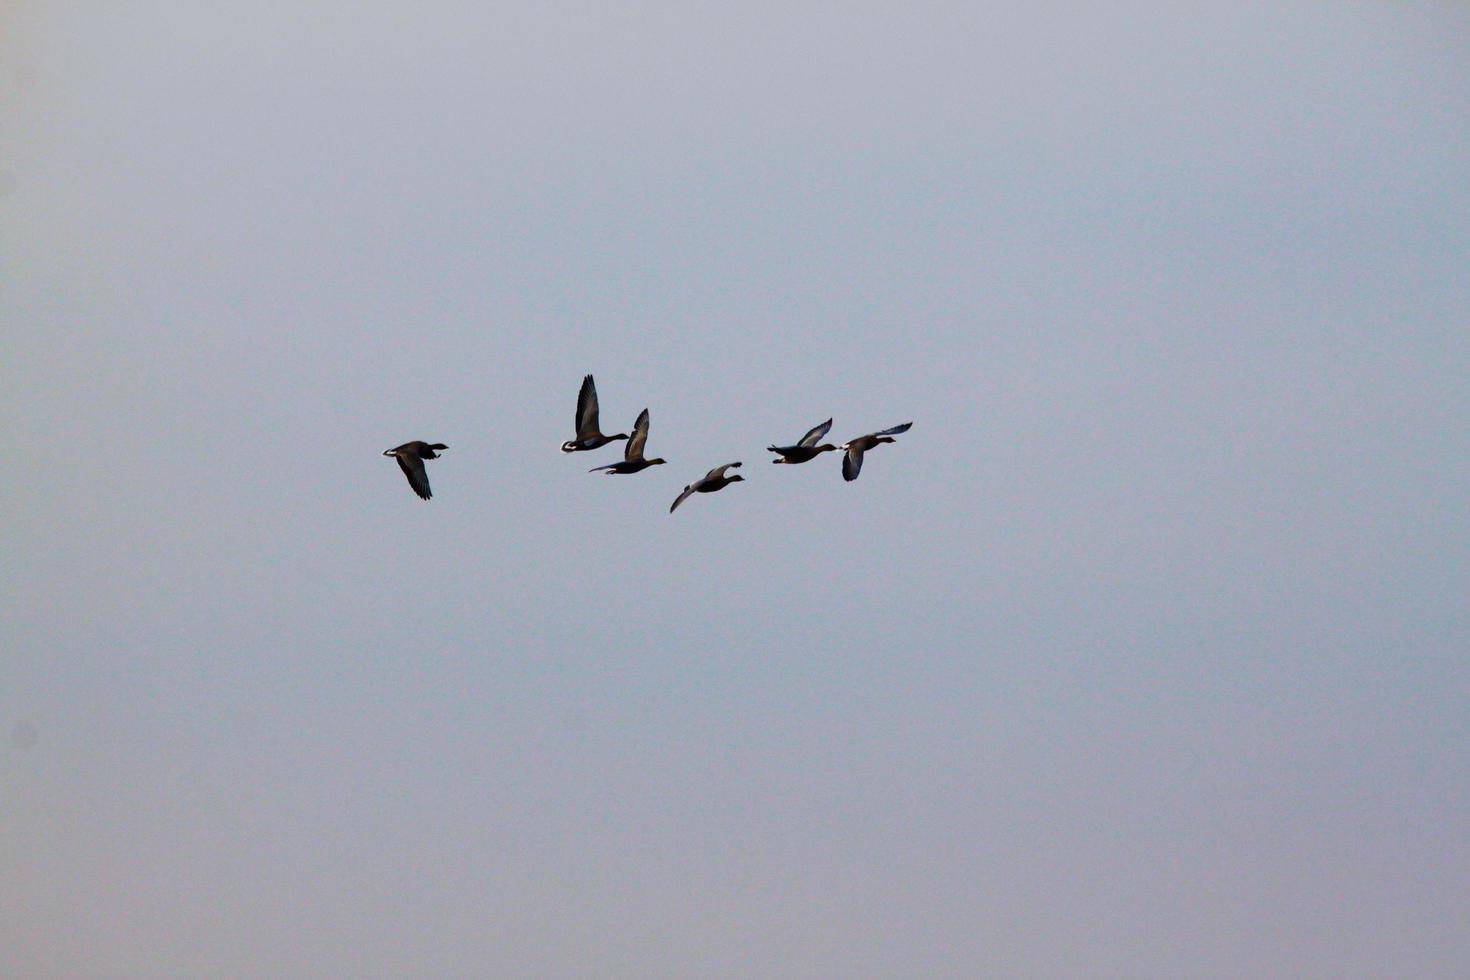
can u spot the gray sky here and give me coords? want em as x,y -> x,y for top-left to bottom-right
3,3 -> 1469,976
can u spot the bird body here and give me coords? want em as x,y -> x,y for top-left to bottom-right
768,417 -> 837,464
590,408 -> 666,475
383,441 -> 448,500
670,462 -> 744,513
840,422 -> 912,481
562,374 -> 629,452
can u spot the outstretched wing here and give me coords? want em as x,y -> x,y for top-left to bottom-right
626,408 -> 650,460
396,453 -> 432,499
842,445 -> 865,482
705,461 -> 741,481
575,374 -> 601,439
797,418 -> 833,447
670,484 -> 697,513
871,421 -> 912,438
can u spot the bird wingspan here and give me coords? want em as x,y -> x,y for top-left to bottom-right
576,374 -> 600,438
396,453 -> 432,499
670,485 -> 696,512
626,408 -> 650,460
798,418 -> 833,447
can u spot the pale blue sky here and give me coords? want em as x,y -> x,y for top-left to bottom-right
3,3 -> 1469,977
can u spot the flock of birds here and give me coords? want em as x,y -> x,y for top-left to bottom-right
383,374 -> 913,513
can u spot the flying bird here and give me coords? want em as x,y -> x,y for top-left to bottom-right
839,422 -> 912,482
589,408 -> 667,475
669,462 -> 744,513
383,441 -> 448,500
561,374 -> 629,453
767,417 -> 838,464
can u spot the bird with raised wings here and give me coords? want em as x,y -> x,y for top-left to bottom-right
561,374 -> 629,453
383,441 -> 448,500
840,422 -> 912,482
589,408 -> 666,475
669,462 -> 744,513
767,417 -> 838,464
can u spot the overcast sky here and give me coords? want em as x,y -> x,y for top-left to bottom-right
3,3 -> 1469,977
